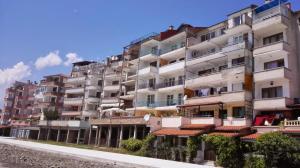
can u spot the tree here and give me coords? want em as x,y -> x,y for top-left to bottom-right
255,132 -> 300,168
44,110 -> 59,120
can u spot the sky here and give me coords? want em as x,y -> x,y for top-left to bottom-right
0,0 -> 299,107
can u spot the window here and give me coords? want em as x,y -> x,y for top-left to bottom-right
98,80 -> 103,86
167,95 -> 174,106
164,78 -> 175,87
112,81 -> 119,85
147,95 -> 155,107
178,76 -> 184,85
150,61 -> 157,67
264,59 -> 284,70
221,28 -> 226,35
201,35 -> 206,42
220,110 -> 228,119
233,35 -> 243,44
178,93 -> 183,105
262,86 -> 283,98
233,107 -> 245,118
193,111 -> 214,117
148,78 -> 156,89
233,15 -> 242,26
232,57 -> 245,66
263,33 -> 283,45
232,83 -> 244,91
111,92 -> 118,97
52,87 -> 58,92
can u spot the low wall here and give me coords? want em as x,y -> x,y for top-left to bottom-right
0,143 -> 135,168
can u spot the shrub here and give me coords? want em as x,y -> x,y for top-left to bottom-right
255,132 -> 300,168
203,135 -> 243,168
139,134 -> 156,156
244,154 -> 265,168
121,138 -> 143,152
186,136 -> 202,162
44,110 -> 59,120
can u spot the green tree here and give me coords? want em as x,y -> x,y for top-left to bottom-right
255,132 -> 300,168
203,135 -> 243,168
44,110 -> 59,120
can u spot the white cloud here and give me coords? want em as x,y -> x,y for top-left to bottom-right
64,53 -> 83,66
0,62 -> 31,85
35,51 -> 62,70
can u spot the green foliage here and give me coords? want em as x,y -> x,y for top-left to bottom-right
203,135 -> 243,168
121,138 -> 143,152
244,154 -> 266,168
139,134 -> 156,156
186,136 -> 202,162
255,132 -> 300,168
44,110 -> 59,120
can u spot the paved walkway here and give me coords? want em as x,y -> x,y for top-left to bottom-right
0,137 -> 213,168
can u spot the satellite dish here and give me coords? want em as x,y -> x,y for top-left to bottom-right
144,114 -> 150,121
183,95 -> 187,101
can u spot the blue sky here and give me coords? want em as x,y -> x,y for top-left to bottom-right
0,0 -> 299,106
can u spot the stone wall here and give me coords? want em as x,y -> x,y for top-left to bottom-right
0,143 -> 138,168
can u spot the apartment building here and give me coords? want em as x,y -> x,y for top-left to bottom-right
34,74 -> 66,120
1,81 -> 37,126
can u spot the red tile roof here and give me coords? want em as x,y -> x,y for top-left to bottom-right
208,132 -> 240,137
215,126 -> 250,132
153,128 -> 204,136
180,124 -> 214,129
241,133 -> 261,140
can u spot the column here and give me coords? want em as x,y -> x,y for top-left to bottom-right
88,126 -> 92,145
95,126 -> 99,146
77,129 -> 81,144
46,129 -> 50,141
107,126 -> 112,147
56,129 -> 61,142
37,128 -> 41,140
97,126 -> 102,146
66,129 -> 70,143
119,125 -> 123,147
133,125 -> 137,139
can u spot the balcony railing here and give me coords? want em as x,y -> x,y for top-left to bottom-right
188,47 -> 224,61
284,119 -> 300,127
138,83 -> 156,90
140,49 -> 159,57
160,43 -> 185,55
253,4 -> 289,24
156,80 -> 184,89
136,99 -> 183,108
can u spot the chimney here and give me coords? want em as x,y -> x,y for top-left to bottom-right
168,25 -> 174,30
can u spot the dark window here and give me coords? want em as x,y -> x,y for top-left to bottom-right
50,97 -> 56,103
193,111 -> 214,117
233,107 -> 245,118
232,57 -> 245,66
178,76 -> 184,85
98,80 -> 103,86
111,92 -> 118,97
179,57 -> 185,61
96,92 -> 101,98
262,86 -> 283,98
221,28 -> 226,35
148,78 -> 156,89
52,87 -> 57,92
263,33 -> 283,45
233,16 -> 242,26
150,61 -> 157,67
147,95 -> 155,107
112,81 -> 119,85
178,93 -> 183,105
201,35 -> 206,42
167,95 -> 174,106
210,31 -> 216,38
264,59 -> 284,70
198,69 -> 213,76
220,110 -> 228,119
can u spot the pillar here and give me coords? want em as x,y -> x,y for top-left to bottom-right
119,125 -> 123,147
66,129 -> 70,143
46,129 -> 50,141
97,126 -> 102,146
133,125 -> 137,139
88,126 -> 92,145
56,129 -> 61,142
95,126 -> 99,146
107,126 -> 112,147
37,129 -> 41,140
77,129 -> 81,144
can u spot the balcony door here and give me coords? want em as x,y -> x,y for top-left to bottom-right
167,95 -> 174,106
262,86 -> 283,99
148,78 -> 156,89
147,95 -> 155,107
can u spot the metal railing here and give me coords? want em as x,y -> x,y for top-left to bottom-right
136,99 -> 183,108
138,83 -> 156,90
253,4 -> 289,24
160,43 -> 185,55
156,80 -> 184,89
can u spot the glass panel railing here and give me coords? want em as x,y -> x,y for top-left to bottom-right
140,49 -> 159,57
156,80 -> 184,89
160,43 -> 185,55
253,5 -> 288,24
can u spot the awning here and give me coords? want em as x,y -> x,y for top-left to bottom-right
153,128 -> 204,137
180,124 -> 215,130
241,133 -> 261,141
215,126 -> 250,132
208,132 -> 240,137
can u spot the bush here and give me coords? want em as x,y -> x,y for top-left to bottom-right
186,136 -> 202,162
255,132 -> 300,168
139,134 -> 156,156
203,135 -> 243,168
44,110 -> 59,120
121,138 -> 143,152
244,154 -> 265,168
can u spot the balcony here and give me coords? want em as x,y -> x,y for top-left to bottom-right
253,41 -> 290,57
137,83 -> 156,93
85,97 -> 100,103
161,117 -> 190,128
82,110 -> 97,117
65,87 -> 84,94
159,46 -> 185,59
157,80 -> 184,93
222,41 -> 248,53
138,66 -> 157,77
253,5 -> 289,33
38,120 -> 89,128
254,97 -> 293,110
159,61 -> 185,75
254,67 -> 292,82
223,118 -> 251,126
86,85 -> 101,90
64,97 -> 83,105
190,117 -> 222,126
186,91 -> 245,105
61,111 -> 81,117
66,76 -> 86,84
91,116 -> 156,125
155,99 -> 183,111
139,50 -> 159,62
225,14 -> 252,35
103,85 -> 119,91
186,49 -> 225,66
101,97 -> 118,104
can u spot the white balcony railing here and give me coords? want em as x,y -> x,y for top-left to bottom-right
284,119 -> 300,127
38,120 -> 89,128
